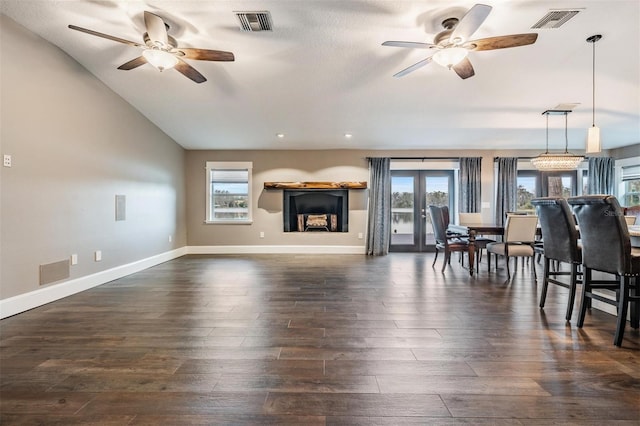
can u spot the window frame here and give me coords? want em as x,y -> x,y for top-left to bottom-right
205,161 -> 253,224
616,156 -> 640,207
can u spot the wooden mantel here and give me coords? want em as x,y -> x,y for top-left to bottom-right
264,181 -> 367,190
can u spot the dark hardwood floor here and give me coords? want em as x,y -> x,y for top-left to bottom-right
1,253 -> 639,425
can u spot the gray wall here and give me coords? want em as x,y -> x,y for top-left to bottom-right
1,15 -> 186,300
610,143 -> 640,160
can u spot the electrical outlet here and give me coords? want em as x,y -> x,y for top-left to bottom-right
169,235 -> 172,242
259,231 -> 265,238
3,154 -> 12,167
358,232 -> 363,239
94,250 -> 102,261
70,254 -> 78,265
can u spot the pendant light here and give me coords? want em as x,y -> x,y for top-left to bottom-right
586,34 -> 602,153
531,110 -> 584,171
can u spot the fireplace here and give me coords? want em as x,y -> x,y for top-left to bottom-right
283,189 -> 348,232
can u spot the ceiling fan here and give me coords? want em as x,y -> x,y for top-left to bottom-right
382,4 -> 538,79
68,11 -> 234,83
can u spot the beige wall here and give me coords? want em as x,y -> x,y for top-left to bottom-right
185,150 -> 370,246
1,16 -> 186,300
185,149 -> 563,247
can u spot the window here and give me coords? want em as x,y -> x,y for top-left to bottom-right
621,164 -> 640,206
205,161 -> 252,223
516,170 -> 577,212
517,171 -> 538,211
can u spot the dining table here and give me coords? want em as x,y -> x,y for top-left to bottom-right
447,223 -> 504,276
449,222 -> 640,276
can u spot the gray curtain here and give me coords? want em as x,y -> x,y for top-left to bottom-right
495,157 -> 518,226
366,157 -> 391,256
587,157 -> 615,194
459,157 -> 482,213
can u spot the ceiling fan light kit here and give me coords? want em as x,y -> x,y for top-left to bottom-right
143,49 -> 178,71
382,4 -> 538,79
531,110 -> 584,171
432,47 -> 468,69
586,34 -> 603,153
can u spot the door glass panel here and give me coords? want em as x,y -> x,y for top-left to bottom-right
424,176 -> 450,246
391,176 -> 415,246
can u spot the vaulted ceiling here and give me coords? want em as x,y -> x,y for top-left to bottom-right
2,1 -> 639,151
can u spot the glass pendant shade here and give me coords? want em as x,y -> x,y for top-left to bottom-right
432,47 -> 468,68
586,125 -> 601,153
143,49 -> 178,71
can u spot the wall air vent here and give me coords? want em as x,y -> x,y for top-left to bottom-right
234,11 -> 273,32
531,10 -> 580,29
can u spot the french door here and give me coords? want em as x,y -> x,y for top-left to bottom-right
390,170 -> 455,252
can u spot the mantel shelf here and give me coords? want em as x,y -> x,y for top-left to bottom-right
264,181 -> 367,190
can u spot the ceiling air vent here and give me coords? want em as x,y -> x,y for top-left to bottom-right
234,11 -> 273,32
531,10 -> 580,29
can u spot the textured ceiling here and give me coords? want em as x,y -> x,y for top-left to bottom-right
2,0 -> 639,151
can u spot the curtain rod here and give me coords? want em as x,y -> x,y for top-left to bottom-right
389,156 -> 461,161
493,156 -> 597,162
493,157 -> 535,161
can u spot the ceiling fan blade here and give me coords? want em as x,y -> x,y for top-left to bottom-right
68,25 -> 144,48
178,48 -> 235,62
464,33 -> 538,51
393,57 -> 433,78
144,11 -> 169,47
452,57 -> 475,79
117,56 -> 148,70
450,4 -> 492,43
175,59 -> 207,83
382,41 -> 437,49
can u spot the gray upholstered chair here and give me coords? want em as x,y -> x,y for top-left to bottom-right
429,205 -> 469,273
531,197 -> 581,321
486,214 -> 538,279
568,195 -> 640,347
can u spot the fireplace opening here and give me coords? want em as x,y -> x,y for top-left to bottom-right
283,189 -> 348,232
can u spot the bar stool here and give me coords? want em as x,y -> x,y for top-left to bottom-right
568,195 -> 640,347
531,197 -> 581,321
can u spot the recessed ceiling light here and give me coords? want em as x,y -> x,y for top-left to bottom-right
344,133 -> 353,138
276,133 -> 285,138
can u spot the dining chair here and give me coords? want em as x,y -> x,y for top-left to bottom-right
459,212 -> 495,270
429,205 -> 469,273
568,195 -> 640,347
486,214 -> 538,279
532,197 -> 581,321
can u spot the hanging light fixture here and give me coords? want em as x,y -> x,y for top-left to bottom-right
531,109 -> 584,171
586,34 -> 602,153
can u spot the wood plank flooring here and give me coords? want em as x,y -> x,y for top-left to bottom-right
1,253 -> 639,424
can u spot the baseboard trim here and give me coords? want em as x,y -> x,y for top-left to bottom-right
187,245 -> 367,255
0,247 -> 188,319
